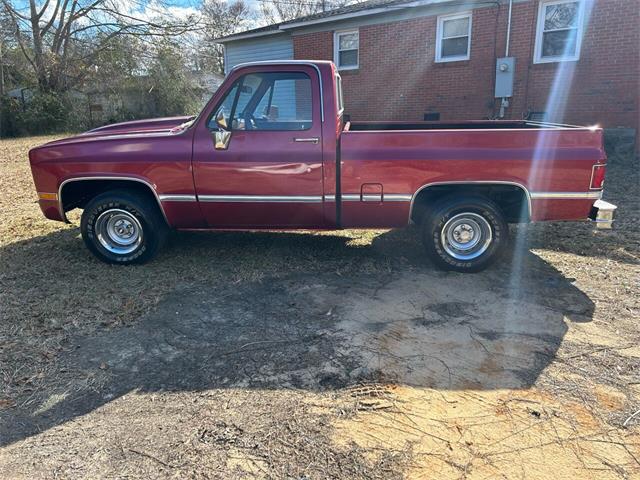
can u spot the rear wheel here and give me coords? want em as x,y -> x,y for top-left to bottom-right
81,190 -> 168,264
421,196 -> 508,272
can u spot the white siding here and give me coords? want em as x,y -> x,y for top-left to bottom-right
224,34 -> 294,73
224,34 -> 299,122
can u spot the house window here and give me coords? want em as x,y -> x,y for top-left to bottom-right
534,0 -> 585,63
435,12 -> 472,62
334,30 -> 359,70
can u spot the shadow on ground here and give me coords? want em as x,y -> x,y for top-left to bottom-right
0,226 -> 595,447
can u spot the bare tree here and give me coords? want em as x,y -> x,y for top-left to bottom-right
1,7 -> 12,94
258,0 -> 362,24
198,0 -> 250,74
0,0 -> 198,92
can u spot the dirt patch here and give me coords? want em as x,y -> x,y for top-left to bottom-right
1,136 -> 639,478
333,387 -> 639,479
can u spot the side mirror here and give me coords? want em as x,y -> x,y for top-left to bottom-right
215,109 -> 228,130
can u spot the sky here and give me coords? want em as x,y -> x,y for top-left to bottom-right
11,0 -> 264,23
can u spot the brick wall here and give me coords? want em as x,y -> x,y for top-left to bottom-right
292,0 -> 639,131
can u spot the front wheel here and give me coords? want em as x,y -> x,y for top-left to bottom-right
421,196 -> 508,272
81,190 -> 168,264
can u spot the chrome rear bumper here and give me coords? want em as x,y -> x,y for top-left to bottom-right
589,199 -> 617,229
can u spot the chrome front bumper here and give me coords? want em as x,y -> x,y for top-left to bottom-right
589,199 -> 617,229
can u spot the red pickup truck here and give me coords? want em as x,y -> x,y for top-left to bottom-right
29,60 -> 616,272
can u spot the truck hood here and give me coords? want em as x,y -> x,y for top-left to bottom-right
84,116 -> 195,136
34,116 -> 196,150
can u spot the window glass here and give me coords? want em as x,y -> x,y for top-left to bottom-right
542,29 -> 578,56
534,0 -> 584,63
339,50 -> 358,67
442,37 -> 469,57
544,2 -> 579,29
339,32 -> 358,50
335,74 -> 344,114
540,1 -> 581,58
255,83 -> 273,118
211,83 -> 238,129
335,30 -> 359,69
443,17 -> 469,37
210,71 -> 313,131
437,14 -> 471,62
234,74 -> 262,117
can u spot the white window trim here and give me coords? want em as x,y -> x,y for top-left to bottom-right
334,29 -> 359,71
435,12 -> 472,63
534,0 -> 585,64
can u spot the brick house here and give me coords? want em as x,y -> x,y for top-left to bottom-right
218,0 -> 639,137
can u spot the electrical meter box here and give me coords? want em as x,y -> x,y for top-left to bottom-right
495,57 -> 515,98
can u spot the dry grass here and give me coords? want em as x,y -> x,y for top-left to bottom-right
0,134 -> 639,479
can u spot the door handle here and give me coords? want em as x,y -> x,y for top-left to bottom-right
294,137 -> 319,144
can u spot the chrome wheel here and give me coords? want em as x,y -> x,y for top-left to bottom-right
95,209 -> 143,255
441,212 -> 492,260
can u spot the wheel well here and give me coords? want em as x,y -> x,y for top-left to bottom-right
60,179 -> 166,220
410,184 -> 530,224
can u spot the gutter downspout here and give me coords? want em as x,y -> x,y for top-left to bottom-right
505,0 -> 513,57
499,0 -> 514,118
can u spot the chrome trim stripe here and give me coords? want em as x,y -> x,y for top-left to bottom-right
158,194 -> 197,202
530,191 -> 602,199
198,195 -> 323,203
331,193 -> 413,202
229,61 -> 325,122
58,176 -> 169,224
342,194 -> 360,201
384,194 -> 412,202
409,181 -> 533,224
362,194 -> 382,202
324,195 -> 336,201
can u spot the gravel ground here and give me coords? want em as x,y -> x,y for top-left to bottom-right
0,135 -> 638,479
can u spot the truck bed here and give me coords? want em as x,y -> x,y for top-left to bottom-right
338,120 -> 605,227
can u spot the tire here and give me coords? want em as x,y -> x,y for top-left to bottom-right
421,195 -> 508,273
80,189 -> 168,264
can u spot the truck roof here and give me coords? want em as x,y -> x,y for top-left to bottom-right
228,60 -> 335,74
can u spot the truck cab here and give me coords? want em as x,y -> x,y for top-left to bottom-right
192,62 -> 335,229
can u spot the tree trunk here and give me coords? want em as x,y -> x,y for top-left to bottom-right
28,0 -> 50,91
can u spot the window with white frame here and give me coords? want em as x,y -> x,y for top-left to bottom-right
435,12 -> 472,62
534,0 -> 585,63
334,30 -> 359,70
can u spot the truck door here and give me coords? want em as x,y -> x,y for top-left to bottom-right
192,66 -> 325,228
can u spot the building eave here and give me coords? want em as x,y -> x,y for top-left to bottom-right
217,29 -> 286,43
217,0 -> 465,44
279,1 -> 423,30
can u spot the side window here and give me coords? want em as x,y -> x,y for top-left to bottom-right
335,74 -> 344,115
263,74 -> 312,129
210,71 -> 313,131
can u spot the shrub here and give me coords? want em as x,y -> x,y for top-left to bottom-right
17,92 -> 71,135
0,91 -> 78,137
0,96 -> 23,137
